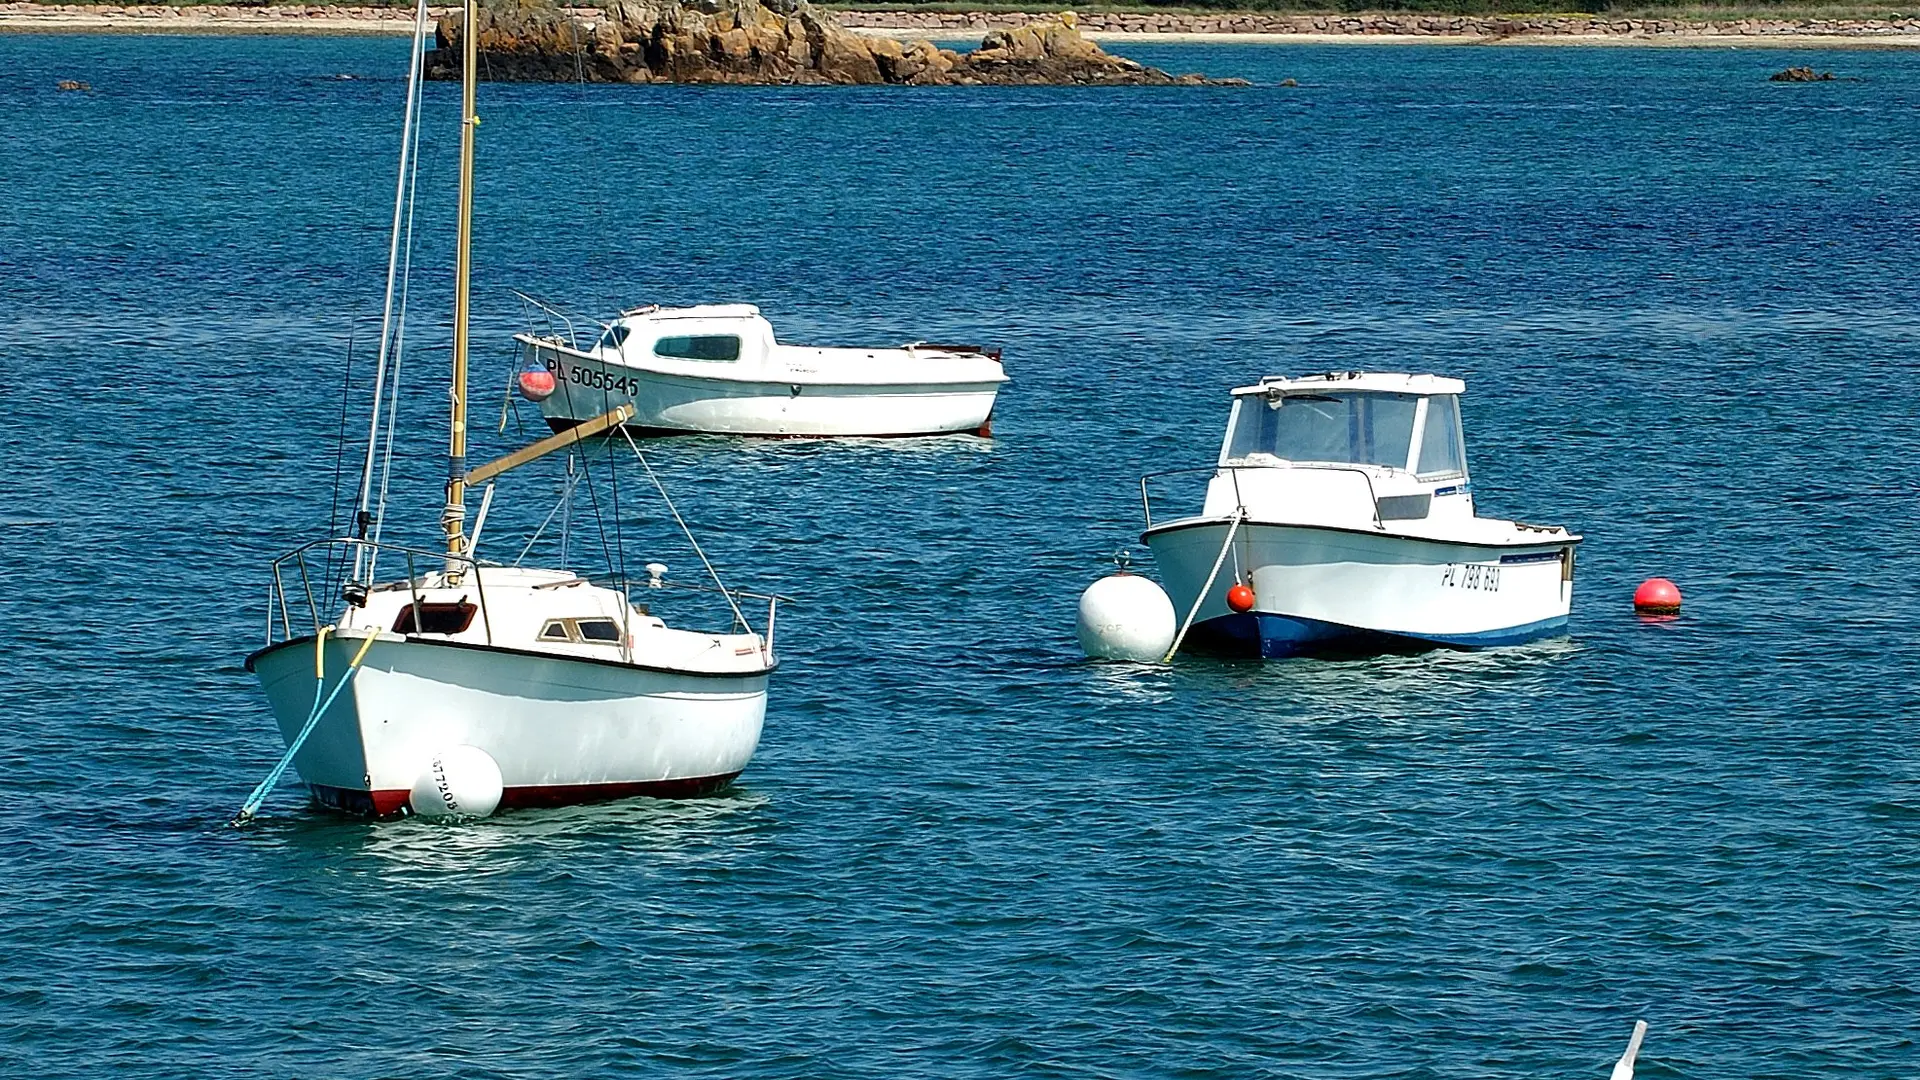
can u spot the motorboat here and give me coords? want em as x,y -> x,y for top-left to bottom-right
1141,372 -> 1580,659
514,302 -> 1008,438
236,0 -> 778,820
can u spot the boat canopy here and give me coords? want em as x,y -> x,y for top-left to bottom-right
626,303 -> 762,321
1220,372 -> 1468,480
1229,372 -> 1466,398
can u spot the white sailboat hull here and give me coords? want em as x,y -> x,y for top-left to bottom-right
1145,518 -> 1576,659
521,337 -> 1003,438
248,631 -> 767,815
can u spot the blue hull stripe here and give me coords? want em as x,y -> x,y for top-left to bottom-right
1186,611 -> 1570,660
1499,551 -> 1563,565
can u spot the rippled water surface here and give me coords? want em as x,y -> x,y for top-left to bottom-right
3,33 -> 1918,1078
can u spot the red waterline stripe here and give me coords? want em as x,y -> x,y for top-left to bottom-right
546,418 -> 989,440
309,773 -> 742,818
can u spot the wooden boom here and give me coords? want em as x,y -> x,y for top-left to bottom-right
465,404 -> 635,486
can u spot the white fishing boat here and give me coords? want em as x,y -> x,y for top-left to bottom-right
1141,372 -> 1580,659
514,302 -> 1008,438
236,0 -> 778,820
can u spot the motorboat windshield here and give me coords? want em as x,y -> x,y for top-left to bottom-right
596,323 -> 631,351
1227,391 -> 1416,468
1221,387 -> 1467,480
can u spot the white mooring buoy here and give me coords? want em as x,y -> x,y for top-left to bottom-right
410,745 -> 504,820
1077,555 -> 1176,662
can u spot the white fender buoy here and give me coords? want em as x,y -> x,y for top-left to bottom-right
1078,571 -> 1176,662
1610,1020 -> 1648,1080
410,745 -> 504,820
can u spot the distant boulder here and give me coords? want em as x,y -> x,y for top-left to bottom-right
56,80 -> 89,92
1769,66 -> 1836,82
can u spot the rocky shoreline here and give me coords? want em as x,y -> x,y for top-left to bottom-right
427,1 -> 1245,85
838,8 -> 1920,40
5,3 -> 1920,44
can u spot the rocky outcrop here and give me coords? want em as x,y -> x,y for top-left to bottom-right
1770,66 -> 1836,81
424,0 -> 1247,86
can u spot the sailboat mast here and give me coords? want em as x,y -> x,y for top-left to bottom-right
443,0 -> 478,572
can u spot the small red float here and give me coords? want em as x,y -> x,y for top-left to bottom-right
1226,582 -> 1256,613
1633,577 -> 1682,616
518,366 -> 557,402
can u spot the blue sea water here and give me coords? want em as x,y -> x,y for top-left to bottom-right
2,30 -> 1918,1077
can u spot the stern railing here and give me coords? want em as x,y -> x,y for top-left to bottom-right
267,537 -> 496,648
512,290 -> 600,352
586,572 -> 793,664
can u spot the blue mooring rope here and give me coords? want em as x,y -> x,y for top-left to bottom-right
230,628 -> 379,826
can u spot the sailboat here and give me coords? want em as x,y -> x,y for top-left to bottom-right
238,0 -> 776,818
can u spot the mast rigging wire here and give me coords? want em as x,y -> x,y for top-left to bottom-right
516,466 -> 586,567
352,0 -> 431,585
620,428 -> 751,634
324,324 -> 359,599
367,1 -> 429,585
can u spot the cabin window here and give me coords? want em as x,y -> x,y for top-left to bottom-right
653,335 -> 741,362
536,618 -> 622,644
1376,493 -> 1433,521
1416,395 -> 1466,478
393,601 -> 477,635
596,324 -> 631,352
576,619 -> 622,643
1225,392 -> 1418,470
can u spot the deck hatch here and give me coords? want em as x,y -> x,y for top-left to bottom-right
394,601 -> 478,636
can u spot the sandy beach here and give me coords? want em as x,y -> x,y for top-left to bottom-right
0,3 -> 421,34
5,3 -> 1919,47
869,27 -> 1920,48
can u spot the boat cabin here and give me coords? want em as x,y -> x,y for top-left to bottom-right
326,565 -> 765,675
1204,372 -> 1476,528
589,304 -> 775,368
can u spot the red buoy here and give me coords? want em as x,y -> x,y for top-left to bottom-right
1226,582 -> 1256,613
518,367 -> 557,402
1633,577 -> 1682,616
